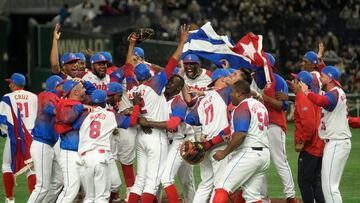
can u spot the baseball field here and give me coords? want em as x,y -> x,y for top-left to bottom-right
0,123 -> 359,202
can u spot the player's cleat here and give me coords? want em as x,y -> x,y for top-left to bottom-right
5,198 -> 15,203
286,197 -> 299,203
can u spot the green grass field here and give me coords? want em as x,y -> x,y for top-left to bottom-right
1,123 -> 359,202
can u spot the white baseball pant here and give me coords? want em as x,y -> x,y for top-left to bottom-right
161,138 -> 195,203
215,148 -> 270,202
79,150 -> 111,203
130,129 -> 168,195
115,127 -> 137,165
193,144 -> 228,203
321,139 -> 351,203
2,136 -> 35,176
27,140 -> 63,203
109,136 -> 122,193
261,124 -> 295,199
56,149 -> 81,203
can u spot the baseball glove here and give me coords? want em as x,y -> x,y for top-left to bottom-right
128,28 -> 155,43
180,141 -> 206,165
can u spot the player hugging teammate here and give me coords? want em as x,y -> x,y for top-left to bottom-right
0,22 -> 355,203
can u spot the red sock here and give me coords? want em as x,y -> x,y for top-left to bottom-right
164,184 -> 179,203
230,189 -> 246,203
109,191 -> 120,202
141,192 -> 155,203
153,196 -> 158,203
2,172 -> 14,198
121,164 -> 135,187
212,189 -> 229,203
128,192 -> 140,203
252,201 -> 262,203
27,174 -> 36,194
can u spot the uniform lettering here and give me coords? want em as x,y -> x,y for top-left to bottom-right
14,95 -> 28,100
90,113 -> 107,120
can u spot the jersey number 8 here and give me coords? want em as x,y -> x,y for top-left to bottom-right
89,121 -> 101,139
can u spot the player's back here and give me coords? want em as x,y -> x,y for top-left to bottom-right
78,106 -> 117,154
132,84 -> 169,123
184,68 -> 212,91
6,89 -> 38,132
233,98 -> 269,149
32,91 -> 59,145
197,88 -> 229,139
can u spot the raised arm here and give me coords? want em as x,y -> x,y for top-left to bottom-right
163,24 -> 190,79
50,23 -> 61,74
123,33 -> 139,90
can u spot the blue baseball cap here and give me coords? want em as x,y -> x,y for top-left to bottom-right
5,73 -> 26,86
99,52 -> 113,63
135,63 -> 151,81
304,51 -> 318,65
183,53 -> 200,64
62,80 -> 80,96
208,69 -> 230,87
90,90 -> 107,104
107,82 -> 123,95
90,53 -> 108,64
265,52 -> 275,66
133,47 -> 144,58
75,52 -> 86,62
227,68 -> 237,74
45,75 -> 64,90
61,53 -> 80,66
322,66 -> 341,87
291,71 -> 313,86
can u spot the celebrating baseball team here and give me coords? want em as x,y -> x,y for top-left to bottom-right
0,22 -> 359,203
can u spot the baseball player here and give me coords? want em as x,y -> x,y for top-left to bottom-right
0,73 -> 37,203
185,69 -> 233,202
27,75 -> 64,203
75,52 -> 88,78
75,89 -> 141,202
126,24 -> 189,203
132,47 -> 163,74
212,80 -> 270,203
302,66 -> 351,203
182,53 -> 212,91
252,54 -> 298,203
137,74 -> 196,203
50,24 -> 80,79
82,53 -> 110,90
54,79 -> 95,203
287,71 -> 325,203
105,82 -> 123,202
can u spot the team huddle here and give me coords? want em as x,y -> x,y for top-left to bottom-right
1,23 -> 359,203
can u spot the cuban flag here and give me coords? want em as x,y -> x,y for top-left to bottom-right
0,95 -> 33,176
232,32 -> 274,83
182,22 -> 255,70
183,22 -> 273,84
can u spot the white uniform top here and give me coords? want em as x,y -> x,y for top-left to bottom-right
82,71 -> 110,90
78,107 -> 117,154
2,90 -> 38,132
319,87 -> 351,140
310,71 -> 322,94
231,98 -> 269,149
196,88 -> 230,139
130,85 -> 168,123
166,95 -> 187,140
183,68 -> 212,91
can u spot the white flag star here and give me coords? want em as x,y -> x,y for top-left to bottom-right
240,42 -> 256,60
